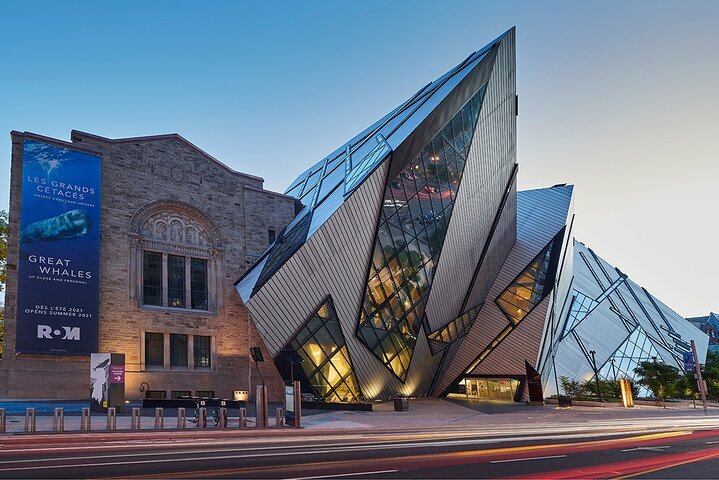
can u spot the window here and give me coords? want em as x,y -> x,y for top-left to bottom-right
283,298 -> 362,403
356,85 -> 488,381
141,250 -> 209,311
143,252 -> 162,306
196,391 -> 214,398
145,390 -> 167,399
170,334 -> 188,367
145,332 -> 164,366
171,390 -> 191,399
190,259 -> 208,310
268,228 -> 276,245
194,335 -> 211,368
167,255 -> 185,308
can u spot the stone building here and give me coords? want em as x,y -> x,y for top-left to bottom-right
0,130 -> 296,401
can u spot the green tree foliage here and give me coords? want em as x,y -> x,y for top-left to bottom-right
702,350 -> 719,400
634,360 -> 681,407
559,376 -> 585,397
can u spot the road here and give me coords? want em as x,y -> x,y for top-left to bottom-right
2,421 -> 719,478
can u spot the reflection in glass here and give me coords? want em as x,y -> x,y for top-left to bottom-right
597,326 -> 660,398
289,298 -> 362,403
427,304 -> 482,354
495,242 -> 553,325
357,85 -> 488,381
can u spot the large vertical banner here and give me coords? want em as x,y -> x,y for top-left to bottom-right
16,139 -> 101,354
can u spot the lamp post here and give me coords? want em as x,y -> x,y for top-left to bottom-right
589,350 -> 603,402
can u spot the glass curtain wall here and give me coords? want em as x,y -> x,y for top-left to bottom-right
290,298 -> 362,402
597,326 -> 661,397
427,304 -> 482,354
357,85 -> 488,381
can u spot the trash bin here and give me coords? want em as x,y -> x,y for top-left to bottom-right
393,396 -> 409,412
558,395 -> 572,407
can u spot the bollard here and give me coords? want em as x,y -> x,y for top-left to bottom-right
107,407 -> 117,431
81,407 -> 91,432
177,407 -> 186,429
154,407 -> 164,430
198,407 -> 207,429
24,408 -> 36,433
131,407 -> 141,430
275,407 -> 284,428
53,408 -> 65,433
0,408 -> 5,434
255,385 -> 268,428
239,407 -> 247,428
219,407 -> 227,429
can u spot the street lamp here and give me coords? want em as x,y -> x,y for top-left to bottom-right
589,350 -> 603,402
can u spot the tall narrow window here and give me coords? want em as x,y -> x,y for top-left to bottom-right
167,255 -> 185,308
143,252 -> 162,306
194,335 -> 211,368
191,259 -> 208,310
145,332 -> 164,366
268,228 -> 276,245
170,334 -> 188,367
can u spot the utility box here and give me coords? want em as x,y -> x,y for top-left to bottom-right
90,353 -> 125,412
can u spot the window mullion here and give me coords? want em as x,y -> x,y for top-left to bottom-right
185,256 -> 191,309
162,253 -> 168,307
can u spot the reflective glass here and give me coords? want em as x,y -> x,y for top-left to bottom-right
287,298 -> 362,402
427,304 -> 482,355
495,243 -> 553,324
357,84 -> 488,380
597,326 -> 661,397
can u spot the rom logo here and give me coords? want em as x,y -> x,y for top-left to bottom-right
37,325 -> 80,341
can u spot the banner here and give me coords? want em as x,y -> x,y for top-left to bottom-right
16,139 -> 101,354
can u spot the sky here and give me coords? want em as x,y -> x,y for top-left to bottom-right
0,0 -> 717,317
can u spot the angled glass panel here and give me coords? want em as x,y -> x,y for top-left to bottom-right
284,298 -> 362,403
252,211 -> 313,295
495,241 -> 554,325
561,275 -> 627,339
356,84 -> 488,381
597,326 -> 661,398
427,304 -> 482,355
345,134 -> 392,195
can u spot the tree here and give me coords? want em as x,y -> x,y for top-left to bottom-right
559,376 -> 585,397
634,360 -> 681,408
702,350 -> 719,401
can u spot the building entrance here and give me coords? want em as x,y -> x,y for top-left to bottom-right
461,377 -> 520,402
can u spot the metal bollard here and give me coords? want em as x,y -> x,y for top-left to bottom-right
239,407 -> 247,428
81,407 -> 91,431
177,407 -> 186,429
219,407 -> 227,429
131,407 -> 141,430
53,408 -> 65,432
0,408 -> 5,434
275,407 -> 284,428
198,407 -> 207,429
154,407 -> 164,430
107,407 -> 117,431
24,408 -> 36,433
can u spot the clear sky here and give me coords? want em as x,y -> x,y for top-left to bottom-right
1,0 -> 717,317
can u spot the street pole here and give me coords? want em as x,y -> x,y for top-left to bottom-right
590,350 -> 603,402
691,339 -> 709,416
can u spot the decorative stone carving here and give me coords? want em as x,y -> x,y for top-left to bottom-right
129,200 -> 223,249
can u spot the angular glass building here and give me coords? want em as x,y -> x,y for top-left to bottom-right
236,27 -> 708,402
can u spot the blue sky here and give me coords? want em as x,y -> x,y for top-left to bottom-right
1,0 -> 717,316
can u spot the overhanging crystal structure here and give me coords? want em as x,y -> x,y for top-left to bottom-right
235,27 -> 708,403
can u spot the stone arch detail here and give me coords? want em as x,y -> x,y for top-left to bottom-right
129,200 -> 223,249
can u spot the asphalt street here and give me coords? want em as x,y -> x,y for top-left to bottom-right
2,421 -> 719,478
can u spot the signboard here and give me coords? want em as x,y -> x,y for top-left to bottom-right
285,385 -> 294,413
90,353 -> 125,412
683,351 -> 696,373
16,139 -> 101,354
109,365 -> 125,384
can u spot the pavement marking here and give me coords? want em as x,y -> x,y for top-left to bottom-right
490,454 -> 568,464
283,469 -> 399,480
611,450 -> 719,480
620,445 -> 670,452
706,440 -> 719,444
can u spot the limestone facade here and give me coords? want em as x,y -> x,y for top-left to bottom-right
0,130 -> 297,401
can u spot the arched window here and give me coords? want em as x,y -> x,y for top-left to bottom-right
128,201 -> 224,312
